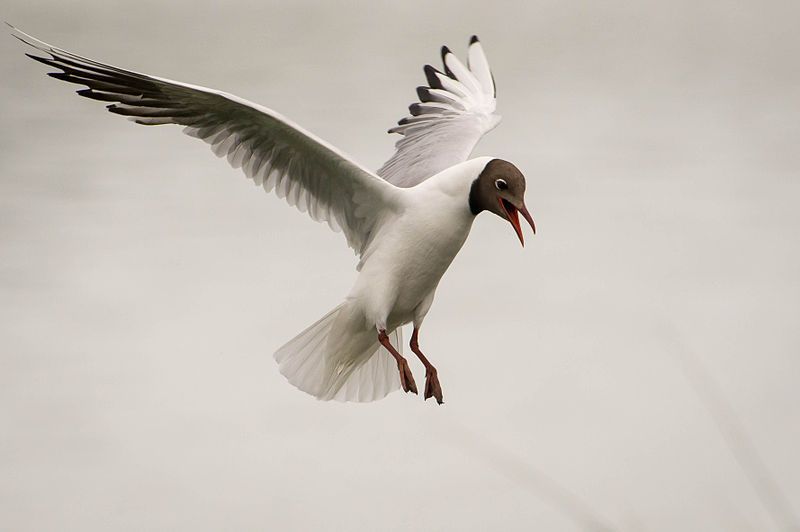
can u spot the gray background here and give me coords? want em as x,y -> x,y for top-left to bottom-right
1,1 -> 798,530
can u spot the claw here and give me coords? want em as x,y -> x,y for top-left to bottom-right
409,327 -> 443,405
398,359 -> 418,394
424,369 -> 443,404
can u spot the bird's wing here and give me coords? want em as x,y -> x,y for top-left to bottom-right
12,26 -> 400,256
377,36 -> 501,188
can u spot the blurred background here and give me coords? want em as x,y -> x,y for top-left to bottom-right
1,1 -> 798,530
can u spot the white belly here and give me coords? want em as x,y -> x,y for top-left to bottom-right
349,196 -> 475,330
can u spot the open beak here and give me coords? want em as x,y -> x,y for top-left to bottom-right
498,198 -> 536,247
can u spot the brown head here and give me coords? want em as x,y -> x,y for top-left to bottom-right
468,159 -> 536,246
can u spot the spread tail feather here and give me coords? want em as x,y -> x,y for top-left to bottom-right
274,304 -> 402,402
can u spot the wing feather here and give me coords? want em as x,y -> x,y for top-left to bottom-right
378,36 -> 501,188
13,26 -> 400,256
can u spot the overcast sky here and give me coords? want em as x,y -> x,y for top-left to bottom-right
1,1 -> 799,531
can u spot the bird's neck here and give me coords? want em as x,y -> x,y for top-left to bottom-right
468,178 -> 483,215
423,157 -> 495,208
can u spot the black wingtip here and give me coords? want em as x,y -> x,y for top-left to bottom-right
76,88 -> 115,102
106,104 -> 126,116
470,35 -> 479,45
47,71 -> 69,81
440,45 -> 451,61
423,64 -> 443,89
416,86 -> 431,102
440,46 -> 456,79
25,52 -> 56,67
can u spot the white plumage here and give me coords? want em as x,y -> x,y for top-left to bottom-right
274,304 -> 403,402
378,38 -> 501,187
13,26 -> 531,403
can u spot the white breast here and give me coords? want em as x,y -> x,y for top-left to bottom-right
349,158 -> 492,330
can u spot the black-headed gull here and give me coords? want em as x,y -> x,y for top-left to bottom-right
12,27 -> 535,404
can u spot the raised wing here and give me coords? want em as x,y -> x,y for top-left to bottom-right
12,26 -> 400,256
377,36 -> 501,188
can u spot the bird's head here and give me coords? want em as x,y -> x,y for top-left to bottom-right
469,159 -> 536,246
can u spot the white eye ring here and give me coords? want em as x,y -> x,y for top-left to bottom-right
494,178 -> 508,191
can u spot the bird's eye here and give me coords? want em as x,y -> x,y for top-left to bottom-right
495,178 -> 508,191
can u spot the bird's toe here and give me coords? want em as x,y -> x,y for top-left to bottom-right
397,359 -> 418,395
424,370 -> 444,404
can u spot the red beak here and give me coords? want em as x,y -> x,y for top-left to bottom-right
499,198 -> 536,247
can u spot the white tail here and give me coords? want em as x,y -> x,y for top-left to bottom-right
274,304 -> 402,402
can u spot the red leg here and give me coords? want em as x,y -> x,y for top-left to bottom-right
410,327 -> 443,404
378,329 -> 417,395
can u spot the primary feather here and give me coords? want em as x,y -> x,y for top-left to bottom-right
377,36 -> 501,188
12,26 -> 400,257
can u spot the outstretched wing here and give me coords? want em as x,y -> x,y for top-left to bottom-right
377,36 -> 501,188
12,26 -> 400,256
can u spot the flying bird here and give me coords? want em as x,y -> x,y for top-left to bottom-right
12,26 -> 535,404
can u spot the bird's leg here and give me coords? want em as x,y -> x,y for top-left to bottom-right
410,327 -> 443,404
378,329 -> 418,395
